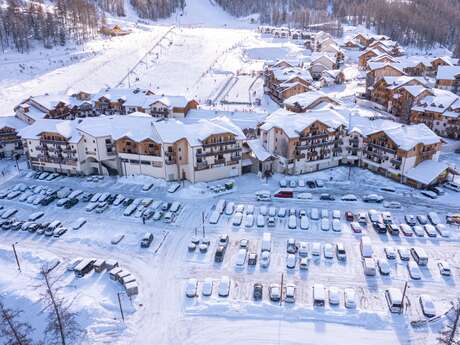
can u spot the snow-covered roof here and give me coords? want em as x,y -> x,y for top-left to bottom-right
412,89 -> 460,117
247,139 -> 273,161
260,108 -> 347,138
384,124 -> 441,151
77,114 -> 245,146
404,160 -> 449,185
402,85 -> 430,97
348,116 -> 401,137
284,90 -> 339,110
272,67 -> 312,82
382,76 -> 428,90
0,116 -> 28,131
367,62 -> 405,74
19,119 -> 81,143
431,56 -> 459,66
436,66 -> 460,80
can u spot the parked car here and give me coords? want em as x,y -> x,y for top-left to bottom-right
328,287 -> 340,305
285,283 -> 296,303
341,194 -> 357,201
344,288 -> 356,309
286,238 -> 297,254
345,211 -> 354,221
419,295 -> 436,317
299,257 -> 309,270
140,232 -> 154,248
444,181 -> 460,192
323,243 -> 334,259
438,261 -> 451,276
269,283 -> 281,302
202,278 -> 213,297
247,252 -> 257,266
378,259 -> 391,276
398,247 -> 411,261
253,283 -> 263,301
407,261 -> 422,280
405,214 -> 417,226
320,193 -> 334,201
218,276 -> 230,297
384,247 -> 397,260
286,254 -> 296,269
142,183 -> 154,191
350,222 -> 362,233
363,194 -> 384,203
260,251 -> 270,268
185,278 -> 198,298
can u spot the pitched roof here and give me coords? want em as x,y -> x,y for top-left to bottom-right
19,119 -> 81,143
404,160 -> 449,185
436,66 -> 460,80
383,124 -> 441,151
283,90 -> 339,110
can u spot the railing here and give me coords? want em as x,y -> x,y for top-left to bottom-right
202,140 -> 236,148
40,139 -> 67,145
299,133 -> 329,141
297,139 -> 339,150
195,162 -> 209,171
365,149 -> 384,160
213,158 -> 226,165
196,146 -> 241,157
368,143 -> 396,155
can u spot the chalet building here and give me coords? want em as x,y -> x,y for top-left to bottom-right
263,64 -> 313,104
359,49 -> 380,68
410,89 -> 460,139
360,124 -> 445,186
320,69 -> 345,87
342,39 -> 364,51
15,95 -> 78,124
353,33 -> 391,48
19,120 -> 84,175
283,91 -> 340,113
367,54 -> 398,67
0,117 -> 27,158
429,56 -> 459,77
308,54 -> 337,80
368,40 -> 404,57
366,63 -> 406,90
435,66 -> 460,96
19,115 -> 245,183
369,76 -> 428,112
251,108 -> 445,188
319,44 -> 345,64
390,85 -> 433,121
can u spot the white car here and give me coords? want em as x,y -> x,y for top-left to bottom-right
332,219 -> 342,232
235,248 -> 247,266
384,247 -> 397,260
257,214 -> 265,227
72,217 -> 87,230
438,260 -> 451,276
202,278 -> 213,296
398,247 -> 411,261
413,225 -> 425,237
341,194 -> 358,201
435,224 -> 450,237
232,212 -> 243,226
235,204 -> 245,214
323,243 -> 334,259
246,205 -> 255,215
428,212 -> 441,225
407,262 -> 422,280
332,210 -> 341,219
310,208 -> 319,220
288,215 -> 297,229
260,251 -> 270,268
285,283 -> 296,303
329,287 -> 340,305
300,216 -> 310,230
378,259 -> 391,276
218,276 -> 230,297
350,222 -> 362,233
142,183 -> 154,191
225,202 -> 235,215
344,288 -> 356,308
185,278 -> 198,297
321,209 -> 329,219
321,218 -> 330,231
286,254 -> 296,269
311,242 -> 321,256
444,181 -> 460,192
268,206 -> 277,217
417,215 -> 428,225
298,242 -> 309,257
244,215 -> 254,228
28,211 -> 44,221
259,206 -> 268,216
269,283 -> 281,302
167,182 -> 180,193
277,208 -> 287,217
419,294 -> 436,317
299,257 -> 310,270
298,192 -> 312,200
424,224 -> 437,237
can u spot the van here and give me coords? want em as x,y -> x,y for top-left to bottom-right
363,258 -> 376,276
74,259 -> 95,278
360,236 -> 373,258
261,232 -> 272,252
410,247 -> 428,266
209,211 -> 221,224
93,259 -> 106,273
288,215 -> 297,229
109,267 -> 123,281
385,288 -> 403,313
313,284 -> 326,306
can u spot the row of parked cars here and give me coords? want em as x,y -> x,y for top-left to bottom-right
25,171 -> 62,181
1,216 -> 69,237
122,197 -> 181,223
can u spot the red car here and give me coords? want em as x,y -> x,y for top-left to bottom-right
274,191 -> 293,198
345,211 -> 354,222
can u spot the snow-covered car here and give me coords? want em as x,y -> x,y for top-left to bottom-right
298,242 -> 308,257
85,202 -> 98,212
332,219 -> 342,232
142,183 -> 154,191
246,204 -> 255,215
427,212 -> 441,225
435,224 -> 450,237
244,215 -> 254,228
419,294 -> 436,317
383,201 -> 401,209
286,254 -> 296,269
323,243 -> 334,259
311,242 -> 321,256
444,181 -> 460,192
185,278 -> 198,297
438,260 -> 451,276
321,209 -> 329,219
277,208 -> 286,217
407,262 -> 421,280
232,212 -> 243,226
424,224 -> 437,237
287,238 -> 297,254
285,283 -> 296,303
399,224 -> 413,237
310,208 -> 319,220
341,194 -> 358,201
167,183 -> 180,193
417,215 -> 428,225
363,194 -> 384,203
344,288 -> 356,309
224,202 -> 235,215
299,257 -> 310,270
350,222 -> 362,233
28,211 -> 44,221
321,218 -> 330,231
332,210 -> 341,219
412,225 -> 425,237
235,248 -> 247,267
300,216 -> 310,230
298,192 -> 312,200
260,251 -> 270,268
384,247 -> 397,260
405,214 -> 417,226
218,276 -> 230,297
328,287 -> 340,305
269,283 -> 281,302
336,243 -> 346,261
398,247 -> 411,261
72,217 -> 87,230
378,259 -> 391,276
202,278 -> 213,296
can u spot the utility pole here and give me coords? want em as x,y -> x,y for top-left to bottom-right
117,292 -> 125,322
12,243 -> 21,272
401,281 -> 409,314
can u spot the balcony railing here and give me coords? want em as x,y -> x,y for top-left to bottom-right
299,133 -> 329,141
202,139 -> 236,148
365,150 -> 384,160
195,162 -> 209,171
368,143 -> 396,155
40,139 -> 67,145
297,140 -> 340,150
196,146 -> 241,157
213,158 -> 226,165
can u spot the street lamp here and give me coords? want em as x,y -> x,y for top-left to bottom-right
12,242 -> 21,272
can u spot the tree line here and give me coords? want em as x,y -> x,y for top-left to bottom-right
215,0 -> 460,51
0,0 -> 99,53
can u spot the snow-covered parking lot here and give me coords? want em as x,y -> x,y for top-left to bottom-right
0,168 -> 459,344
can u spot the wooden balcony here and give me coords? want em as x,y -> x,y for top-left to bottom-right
195,162 -> 209,171
367,143 -> 396,155
196,146 -> 241,157
202,140 -> 236,148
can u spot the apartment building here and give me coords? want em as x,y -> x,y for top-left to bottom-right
254,108 -> 445,188
0,116 -> 27,158
283,90 -> 340,113
19,114 -> 245,183
263,63 -> 313,104
410,89 -> 460,139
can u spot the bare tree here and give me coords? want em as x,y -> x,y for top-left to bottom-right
39,269 -> 83,345
438,299 -> 460,345
0,299 -> 35,345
